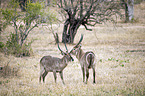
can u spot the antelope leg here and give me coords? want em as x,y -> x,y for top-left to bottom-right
86,69 -> 89,84
92,67 -> 96,84
53,71 -> 57,83
59,71 -> 65,84
42,71 -> 48,83
81,67 -> 85,83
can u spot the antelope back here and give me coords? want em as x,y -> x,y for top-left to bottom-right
40,56 -> 61,69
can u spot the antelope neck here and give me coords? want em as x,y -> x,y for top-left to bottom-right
62,56 -> 69,64
76,49 -> 84,61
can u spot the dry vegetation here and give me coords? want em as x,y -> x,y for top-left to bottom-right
0,2 -> 145,96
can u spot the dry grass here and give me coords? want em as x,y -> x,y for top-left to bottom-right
0,2 -> 145,96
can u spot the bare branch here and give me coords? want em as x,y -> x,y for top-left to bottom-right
83,24 -> 92,31
56,0 -> 123,43
80,0 -> 83,18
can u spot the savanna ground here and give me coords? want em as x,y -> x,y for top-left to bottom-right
0,2 -> 145,96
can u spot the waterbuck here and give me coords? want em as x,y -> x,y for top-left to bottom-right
39,34 -> 74,84
70,35 -> 96,84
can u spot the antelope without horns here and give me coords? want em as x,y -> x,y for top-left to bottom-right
70,35 -> 96,84
39,33 -> 74,84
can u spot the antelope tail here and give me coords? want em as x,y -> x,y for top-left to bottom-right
88,54 -> 92,68
86,52 -> 95,68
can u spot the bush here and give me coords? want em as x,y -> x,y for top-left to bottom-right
1,0 -> 58,57
1,1 -> 42,57
4,32 -> 33,57
0,42 -> 4,49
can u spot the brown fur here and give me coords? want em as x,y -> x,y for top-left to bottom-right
39,54 -> 73,84
71,45 -> 96,84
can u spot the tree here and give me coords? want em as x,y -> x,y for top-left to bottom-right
56,0 -> 123,43
120,0 -> 134,22
1,0 -> 55,56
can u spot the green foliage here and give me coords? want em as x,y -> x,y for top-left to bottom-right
1,1 -> 43,57
130,17 -> 140,23
4,32 -> 33,57
2,9 -> 13,22
0,42 -> 4,49
1,0 -> 59,57
99,59 -> 103,62
27,1 -> 42,15
107,57 -> 129,68
24,1 -> 44,24
0,0 -> 20,31
0,80 -> 9,85
9,0 -> 19,8
5,33 -> 21,56
0,9 -> 12,30
0,42 -> 4,52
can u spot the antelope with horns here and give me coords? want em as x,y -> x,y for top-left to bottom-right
70,35 -> 96,84
39,33 -> 74,84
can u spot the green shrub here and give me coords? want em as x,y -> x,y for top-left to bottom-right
1,0 -> 58,57
4,32 -> 33,57
1,1 -> 42,57
0,42 -> 4,48
0,42 -> 4,52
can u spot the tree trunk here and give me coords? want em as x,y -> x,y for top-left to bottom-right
121,0 -> 134,22
124,1 -> 129,22
127,0 -> 134,21
62,19 -> 80,44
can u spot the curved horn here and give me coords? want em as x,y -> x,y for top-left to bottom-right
55,33 -> 59,43
75,34 -> 83,47
70,34 -> 83,53
64,43 -> 68,52
56,33 -> 64,54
